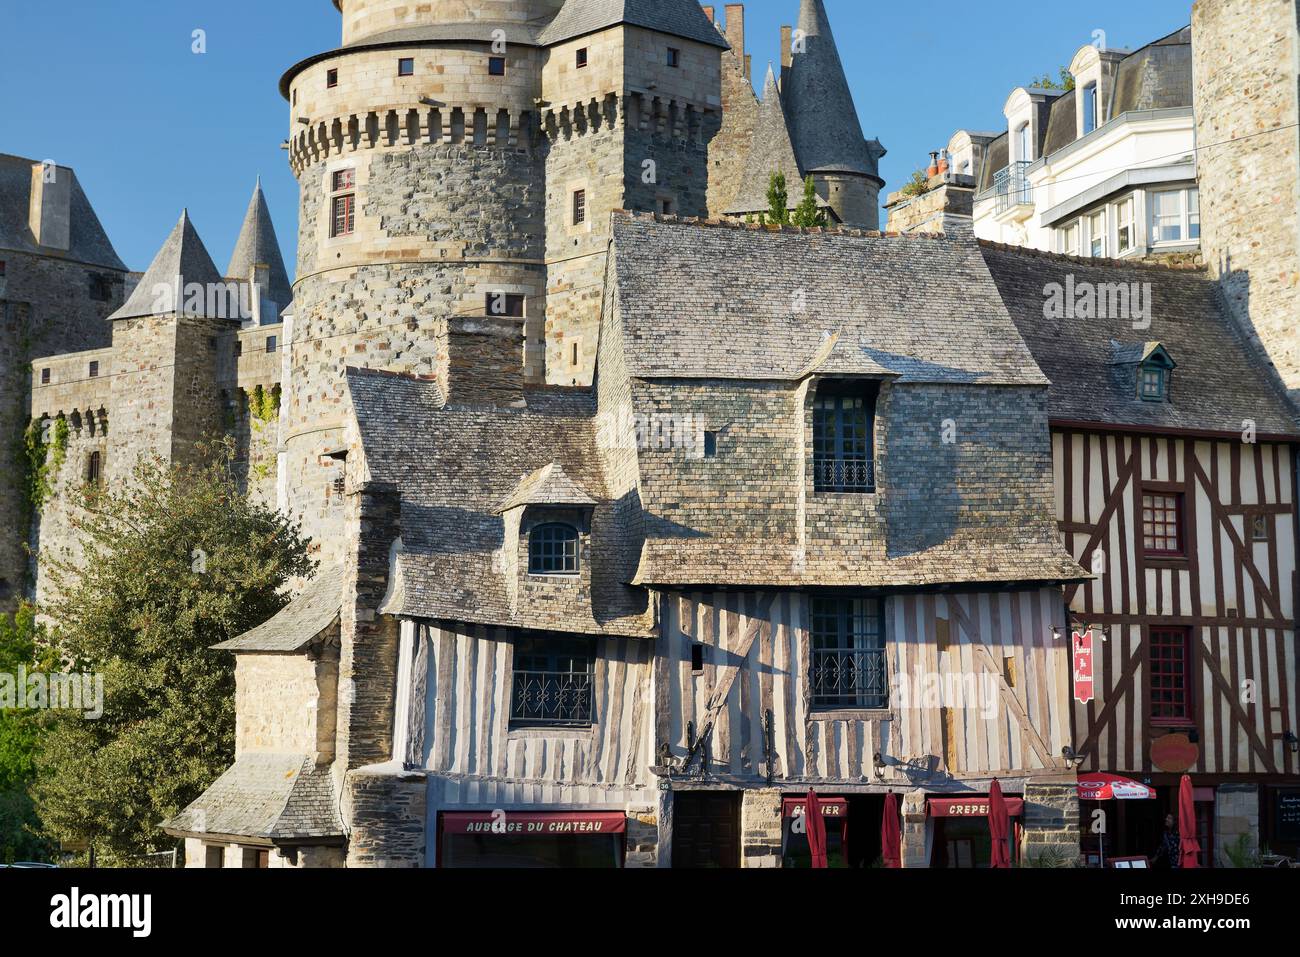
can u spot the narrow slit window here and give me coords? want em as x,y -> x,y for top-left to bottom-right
572,188 -> 587,225
326,68 -> 338,88
576,48 -> 589,69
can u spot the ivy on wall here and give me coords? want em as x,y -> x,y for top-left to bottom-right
22,414 -> 69,515
247,386 -> 280,482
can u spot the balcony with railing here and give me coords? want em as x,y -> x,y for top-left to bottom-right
811,647 -> 889,710
813,454 -> 876,494
991,160 -> 1034,217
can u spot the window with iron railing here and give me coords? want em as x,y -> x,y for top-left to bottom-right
510,636 -> 595,728
810,597 -> 888,710
813,381 -> 877,493
993,160 -> 1033,213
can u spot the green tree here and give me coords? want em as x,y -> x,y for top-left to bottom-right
766,171 -> 791,225
791,176 -> 828,228
32,446 -> 313,863
1029,67 -> 1075,91
0,604 -> 57,862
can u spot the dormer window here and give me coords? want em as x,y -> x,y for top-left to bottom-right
1136,346 -> 1175,402
1139,365 -> 1167,401
813,380 -> 878,493
529,523 -> 579,575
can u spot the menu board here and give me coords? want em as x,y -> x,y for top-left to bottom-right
1276,789 -> 1300,843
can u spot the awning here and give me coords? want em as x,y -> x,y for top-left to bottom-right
1078,772 -> 1155,801
440,811 -> 626,836
928,796 -> 1024,818
782,796 -> 848,818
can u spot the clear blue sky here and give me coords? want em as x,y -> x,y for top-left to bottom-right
0,0 -> 1191,273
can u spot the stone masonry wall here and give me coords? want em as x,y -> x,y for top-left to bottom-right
344,764 -> 428,867
1021,779 -> 1082,865
234,649 -> 338,762
740,788 -> 784,868
286,143 -> 543,569
0,250 -> 123,608
1193,0 -> 1300,401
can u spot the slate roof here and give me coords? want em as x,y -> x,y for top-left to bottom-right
213,565 -> 345,653
782,0 -> 877,177
1111,28 -> 1193,115
608,214 -> 1085,590
729,64 -> 808,216
609,214 -> 1048,385
1041,88 -> 1078,157
977,133 -> 1008,193
346,368 -> 652,637
495,463 -> 597,514
108,210 -> 231,322
0,154 -> 125,270
538,0 -> 728,48
980,242 -> 1300,439
161,753 -> 342,842
227,180 -> 293,310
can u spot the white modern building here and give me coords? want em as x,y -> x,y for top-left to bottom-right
954,27 -> 1200,260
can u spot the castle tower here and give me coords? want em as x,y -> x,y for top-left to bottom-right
1193,0 -> 1300,401
105,211 -> 236,479
782,0 -> 885,228
279,0 -> 726,567
227,179 -> 293,327
536,0 -> 726,385
728,63 -> 808,219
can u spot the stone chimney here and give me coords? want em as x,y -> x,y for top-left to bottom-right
446,315 -> 525,408
28,161 -> 71,251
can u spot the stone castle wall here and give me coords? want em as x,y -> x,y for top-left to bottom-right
0,250 -> 123,608
1193,0 -> 1300,401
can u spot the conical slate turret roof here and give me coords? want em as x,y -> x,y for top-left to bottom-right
227,179 -> 293,309
539,0 -> 728,48
783,0 -> 876,177
729,64 -> 807,215
108,210 -> 228,321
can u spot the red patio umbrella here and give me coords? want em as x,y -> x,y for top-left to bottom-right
805,789 -> 829,869
881,791 -> 902,869
988,778 -> 1011,868
1177,774 -> 1201,869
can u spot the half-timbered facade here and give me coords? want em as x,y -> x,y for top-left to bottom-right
987,242 -> 1300,865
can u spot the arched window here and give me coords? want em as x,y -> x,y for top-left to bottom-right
86,451 -> 102,486
529,523 -> 579,575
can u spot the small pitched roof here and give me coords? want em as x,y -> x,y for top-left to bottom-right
227,180 -> 293,309
494,463 -> 598,514
729,65 -> 808,216
782,0 -> 877,177
212,566 -> 345,653
1110,341 -> 1175,367
538,0 -> 728,48
160,754 -> 342,842
107,210 -> 229,321
0,154 -> 126,270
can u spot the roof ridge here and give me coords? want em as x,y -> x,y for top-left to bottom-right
612,209 -> 950,241
976,239 -> 1208,273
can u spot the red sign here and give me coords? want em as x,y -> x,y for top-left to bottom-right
1072,629 -> 1095,704
928,797 -> 1024,818
440,811 -> 626,836
782,797 -> 848,818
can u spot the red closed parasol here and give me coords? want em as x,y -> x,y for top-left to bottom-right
881,791 -> 901,868
805,790 -> 828,869
988,778 -> 1011,868
1178,774 -> 1201,868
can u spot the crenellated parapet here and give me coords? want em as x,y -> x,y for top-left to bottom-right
539,93 -> 713,145
289,105 -> 539,175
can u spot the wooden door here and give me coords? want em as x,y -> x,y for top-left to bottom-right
672,792 -> 741,869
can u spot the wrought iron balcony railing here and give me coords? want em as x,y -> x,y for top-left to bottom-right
811,648 -> 889,710
992,160 -> 1033,213
814,454 -> 876,493
510,670 -> 594,728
